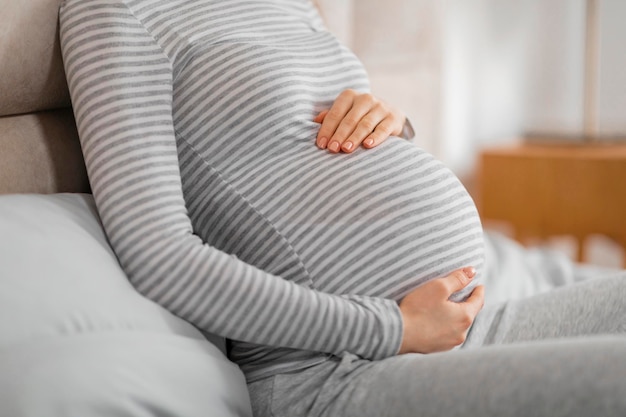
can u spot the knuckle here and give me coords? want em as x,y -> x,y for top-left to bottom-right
325,110 -> 342,123
319,130 -> 334,141
344,115 -> 361,126
377,120 -> 393,133
341,89 -> 356,98
387,113 -> 400,125
460,313 -> 473,328
431,279 -> 447,291
359,94 -> 376,106
452,271 -> 468,287
374,102 -> 387,112
318,125 -> 331,135
359,118 -> 378,132
431,279 -> 449,296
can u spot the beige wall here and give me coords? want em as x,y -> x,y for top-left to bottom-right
315,0 -> 353,46
598,0 -> 626,136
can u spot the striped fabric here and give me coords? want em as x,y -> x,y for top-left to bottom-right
59,0 -> 485,382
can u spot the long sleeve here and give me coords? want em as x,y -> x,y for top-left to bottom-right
59,0 -> 403,360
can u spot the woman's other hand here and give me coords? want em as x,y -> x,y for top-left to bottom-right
314,89 -> 406,153
397,267 -> 485,355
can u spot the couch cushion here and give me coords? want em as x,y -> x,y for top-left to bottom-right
0,109 -> 88,194
0,0 -> 71,116
0,193 -> 253,417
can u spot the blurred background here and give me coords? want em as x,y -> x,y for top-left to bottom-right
317,0 -> 626,268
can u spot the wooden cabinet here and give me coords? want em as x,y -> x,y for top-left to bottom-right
477,141 -> 626,265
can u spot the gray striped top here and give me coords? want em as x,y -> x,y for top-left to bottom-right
59,0 -> 485,382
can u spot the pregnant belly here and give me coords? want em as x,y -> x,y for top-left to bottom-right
229,137 -> 485,302
228,138 -> 484,300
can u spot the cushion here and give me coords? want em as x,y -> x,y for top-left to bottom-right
0,0 -> 71,116
0,110 -> 89,195
0,193 -> 252,417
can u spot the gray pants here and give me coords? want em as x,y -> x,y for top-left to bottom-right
248,274 -> 626,417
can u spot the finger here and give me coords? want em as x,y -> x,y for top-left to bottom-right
362,116 -> 396,149
327,97 -> 373,153
313,109 -> 329,124
316,90 -> 356,149
341,105 -> 388,153
463,284 -> 485,316
442,267 -> 476,294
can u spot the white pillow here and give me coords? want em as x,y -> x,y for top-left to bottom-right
0,193 -> 252,417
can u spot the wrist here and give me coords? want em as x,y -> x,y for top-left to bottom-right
397,304 -> 414,355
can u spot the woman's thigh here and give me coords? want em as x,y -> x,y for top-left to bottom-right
262,336 -> 626,417
466,273 -> 626,347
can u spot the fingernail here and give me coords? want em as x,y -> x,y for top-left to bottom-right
342,142 -> 353,152
364,138 -> 374,147
463,267 -> 476,278
328,141 -> 340,152
318,137 -> 328,149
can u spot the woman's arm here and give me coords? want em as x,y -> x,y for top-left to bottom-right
59,0 -> 403,359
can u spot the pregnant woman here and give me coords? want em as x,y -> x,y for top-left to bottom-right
60,1 -> 626,416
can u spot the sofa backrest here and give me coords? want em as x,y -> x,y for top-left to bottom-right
0,0 -> 89,194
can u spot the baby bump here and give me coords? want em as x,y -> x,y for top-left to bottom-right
237,138 -> 485,302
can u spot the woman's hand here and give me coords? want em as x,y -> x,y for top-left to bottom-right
397,267 -> 485,355
314,89 -> 406,153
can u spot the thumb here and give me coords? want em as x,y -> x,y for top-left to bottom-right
463,284 -> 485,316
442,267 -> 476,293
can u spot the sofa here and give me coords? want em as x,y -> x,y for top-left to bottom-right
0,0 -> 253,415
